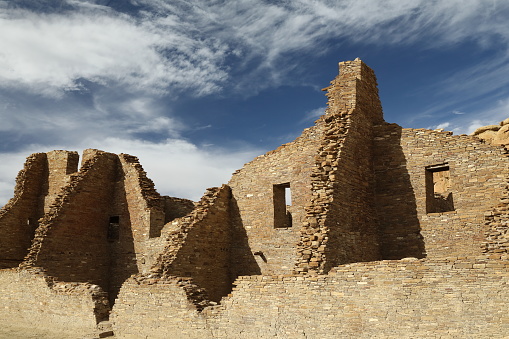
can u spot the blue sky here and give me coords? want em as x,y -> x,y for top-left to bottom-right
1,0 -> 509,204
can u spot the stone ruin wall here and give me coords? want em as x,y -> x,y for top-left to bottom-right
108,59 -> 509,337
0,153 -> 47,268
0,147 -> 198,315
151,185 -> 233,302
374,124 -> 509,259
295,59 -> 384,274
0,151 -> 80,268
21,150 -> 118,295
2,59 -> 509,338
43,150 -> 80,213
0,268 -> 108,338
227,59 -> 387,277
111,257 -> 509,339
227,124 -> 325,276
469,119 -> 509,255
483,158 -> 509,255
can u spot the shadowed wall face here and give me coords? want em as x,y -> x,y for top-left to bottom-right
375,125 -> 509,259
374,124 -> 425,259
30,152 -> 119,291
295,59 -> 384,274
0,151 -> 79,268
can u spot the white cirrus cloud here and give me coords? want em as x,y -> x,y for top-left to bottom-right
0,8 -> 229,97
1,0 -> 509,97
0,137 -> 262,206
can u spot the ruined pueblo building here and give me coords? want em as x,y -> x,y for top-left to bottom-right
1,59 -> 509,338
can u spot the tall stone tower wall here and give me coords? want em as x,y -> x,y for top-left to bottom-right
295,59 -> 384,273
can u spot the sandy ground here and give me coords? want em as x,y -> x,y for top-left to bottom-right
0,326 -> 98,339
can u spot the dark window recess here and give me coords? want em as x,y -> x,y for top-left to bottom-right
27,218 -> 38,233
425,164 -> 455,213
273,183 -> 292,228
108,216 -> 120,241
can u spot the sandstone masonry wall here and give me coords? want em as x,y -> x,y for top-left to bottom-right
111,276 -> 211,338
481,146 -> 509,254
106,153 -> 163,303
0,153 -> 47,268
228,125 -> 325,276
107,153 -> 165,289
42,150 -> 79,213
152,185 -> 232,302
163,196 -> 195,224
110,257 -> 509,338
295,59 -> 384,274
0,268 -> 108,338
374,125 -> 509,258
3,59 -> 509,338
22,150 -> 119,292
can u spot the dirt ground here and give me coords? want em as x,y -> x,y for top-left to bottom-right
0,325 -> 98,339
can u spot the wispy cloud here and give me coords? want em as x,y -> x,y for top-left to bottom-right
0,137 -> 261,205
300,106 -> 326,124
3,0 -> 508,97
0,7 -> 229,97
424,98 -> 509,135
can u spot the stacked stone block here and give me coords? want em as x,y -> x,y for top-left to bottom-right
0,268 -> 109,338
0,153 -> 48,268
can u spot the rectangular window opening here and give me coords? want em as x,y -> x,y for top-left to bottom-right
273,183 -> 292,228
27,218 -> 38,234
108,216 -> 120,241
425,164 -> 455,213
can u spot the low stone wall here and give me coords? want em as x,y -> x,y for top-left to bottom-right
0,268 -> 105,338
111,276 -> 211,339
111,256 -> 509,338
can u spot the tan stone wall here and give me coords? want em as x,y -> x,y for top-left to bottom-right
163,196 -> 195,224
483,159 -> 509,254
0,151 -> 77,268
374,124 -> 509,258
0,151 -> 79,268
228,125 -> 325,276
110,257 -> 509,338
151,185 -> 233,302
108,153 -> 165,291
0,153 -> 47,268
3,59 -> 509,338
296,59 -> 384,274
43,150 -> 79,213
0,148 -> 198,305
22,150 -> 118,292
111,277 -> 210,339
0,268 -> 106,338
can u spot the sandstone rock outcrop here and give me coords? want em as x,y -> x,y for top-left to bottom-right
473,118 -> 509,144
